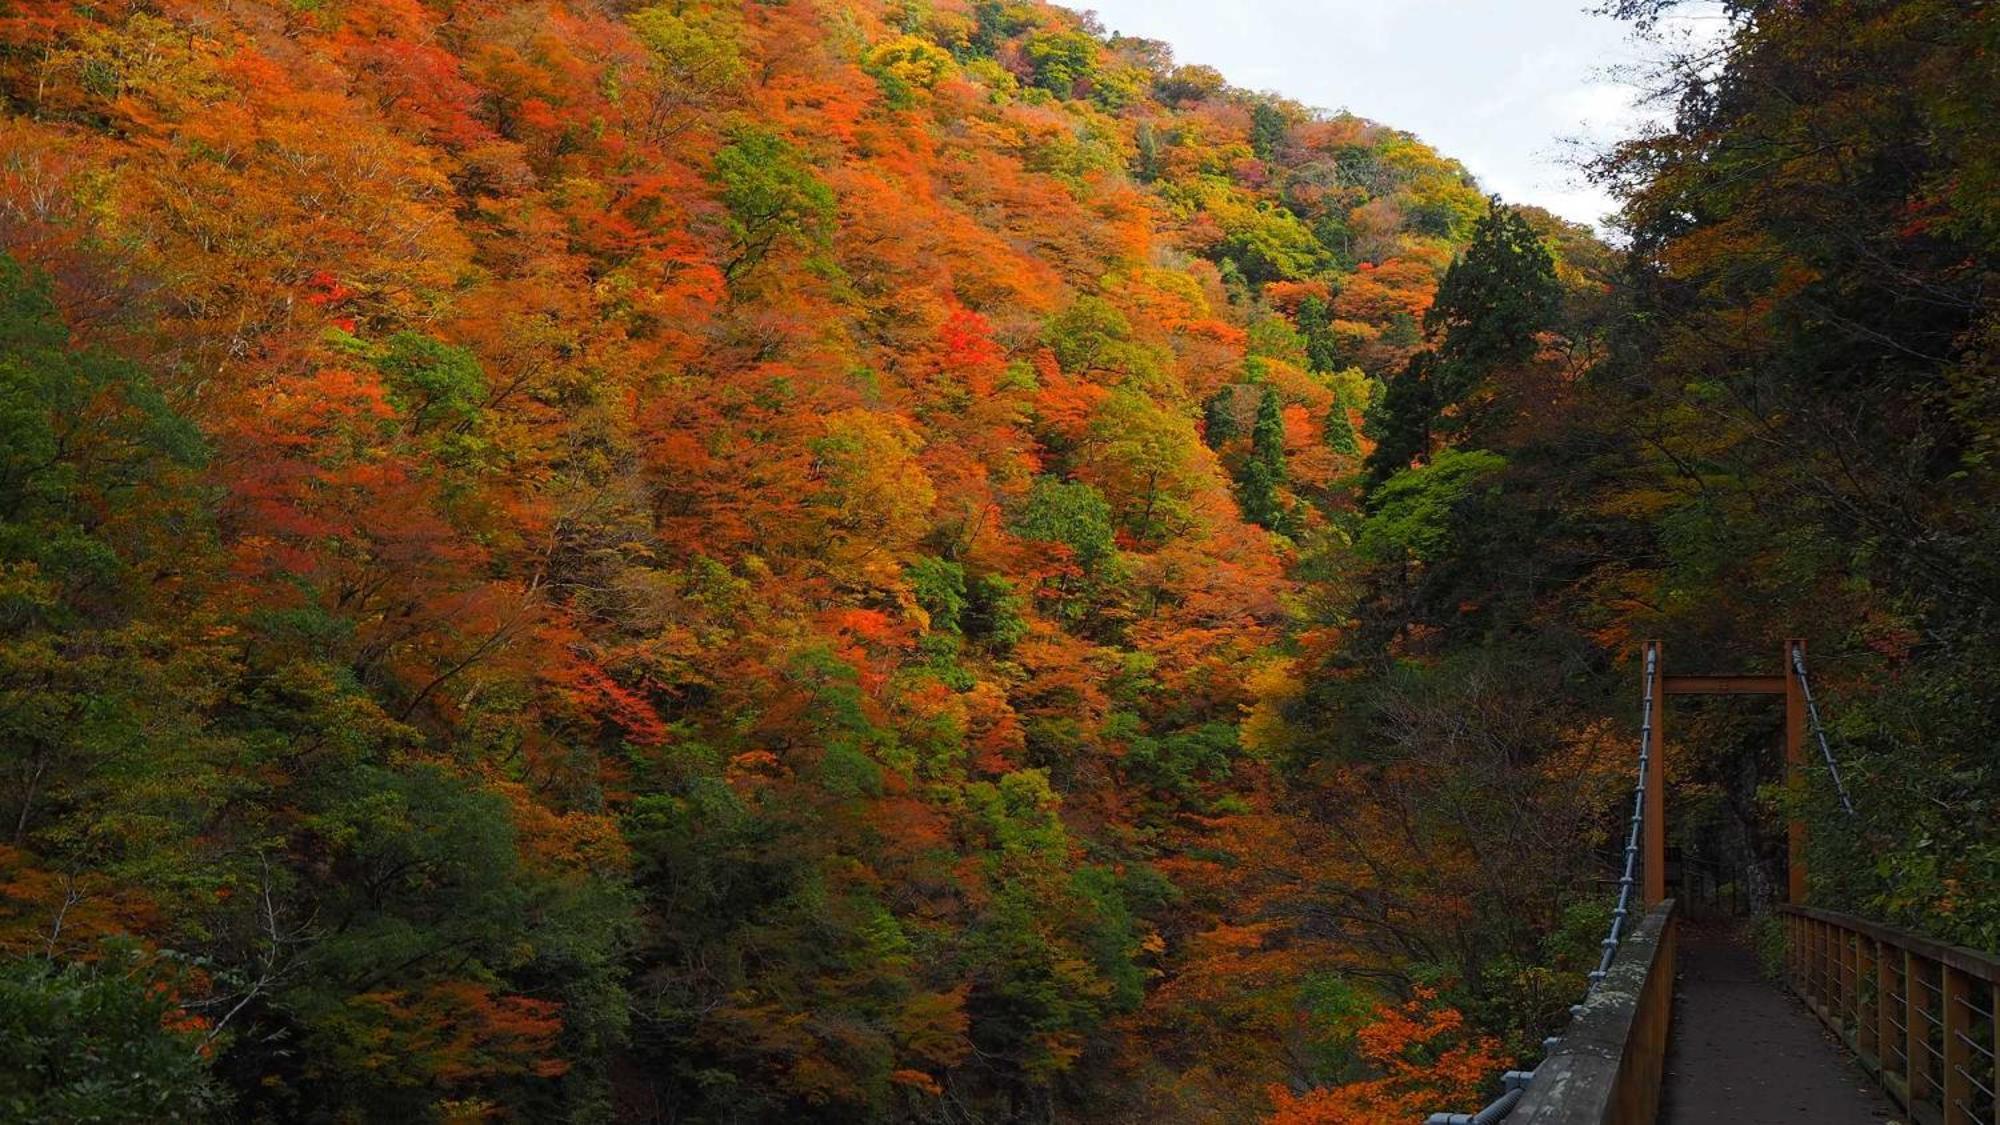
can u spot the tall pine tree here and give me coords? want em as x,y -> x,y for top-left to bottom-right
1237,387 -> 1289,529
1364,200 -> 1559,483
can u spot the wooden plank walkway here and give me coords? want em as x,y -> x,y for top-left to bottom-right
1661,925 -> 1900,1123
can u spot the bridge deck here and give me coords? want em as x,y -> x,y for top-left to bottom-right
1662,924 -> 1898,1123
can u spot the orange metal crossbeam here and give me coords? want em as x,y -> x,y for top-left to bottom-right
1643,641 -> 1810,905
1661,674 -> 1786,695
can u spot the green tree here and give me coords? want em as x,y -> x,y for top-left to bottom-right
1425,201 -> 1560,390
1295,295 -> 1346,374
963,573 -> 1029,651
1364,201 -> 1558,483
969,0 -> 1038,56
1250,385 -> 1286,481
863,34 -> 953,105
1021,29 -> 1100,96
1202,386 -> 1240,448
1247,314 -> 1308,366
0,253 -> 213,911
628,2 -> 745,138
1235,388 -> 1289,531
1364,349 -> 1438,484
1250,101 -> 1287,160
1012,476 -> 1117,574
1356,449 -> 1507,566
370,331 -> 488,434
1091,389 -> 1201,541
0,949 -> 223,1121
1325,396 -> 1360,458
1211,199 -> 1331,286
1133,121 -> 1165,183
1043,296 -> 1167,382
0,255 -> 203,589
908,555 -> 968,633
712,128 -> 837,281
962,771 -> 1145,1092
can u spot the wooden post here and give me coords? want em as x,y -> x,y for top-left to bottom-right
1856,936 -> 1872,1056
1800,912 -> 1816,988
1945,966 -> 1972,1122
1877,939 -> 1898,1079
1836,927 -> 1849,1028
1645,641 -> 1667,905
1804,919 -> 1817,1004
1813,920 -> 1824,1007
1809,919 -> 1818,1000
1908,951 -> 1933,1107
1843,929 -> 1857,1029
1858,936 -> 1876,1058
1800,916 -> 1811,996
1785,638 -> 1808,904
1802,919 -> 1814,1004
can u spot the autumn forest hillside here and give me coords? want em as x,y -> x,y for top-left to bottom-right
4,0 -> 1998,1121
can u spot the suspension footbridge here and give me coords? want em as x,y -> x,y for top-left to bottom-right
1425,642 -> 2000,1125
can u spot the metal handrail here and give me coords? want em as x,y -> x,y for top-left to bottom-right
1783,905 -> 2000,1123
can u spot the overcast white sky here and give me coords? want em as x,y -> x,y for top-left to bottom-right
1081,0 -> 1729,228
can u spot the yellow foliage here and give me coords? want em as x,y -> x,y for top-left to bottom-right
815,409 -> 937,555
1240,656 -> 1303,758
866,35 -> 954,90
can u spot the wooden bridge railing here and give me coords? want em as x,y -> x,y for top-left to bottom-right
1784,905 -> 2000,1125
1506,899 -> 1678,1124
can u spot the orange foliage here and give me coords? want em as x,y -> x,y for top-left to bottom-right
1264,990 -> 1505,1125
0,0 -> 1499,1113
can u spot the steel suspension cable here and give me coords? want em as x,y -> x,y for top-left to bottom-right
1589,641 -> 1658,994
1789,646 -> 1858,817
1423,645 -> 1660,1125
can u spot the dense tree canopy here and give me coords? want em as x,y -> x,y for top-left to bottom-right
0,0 -> 1493,1119
0,0 -> 1993,1121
